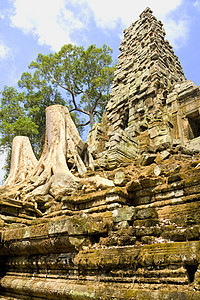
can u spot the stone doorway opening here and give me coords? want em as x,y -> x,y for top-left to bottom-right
185,264 -> 198,283
187,111 -> 200,140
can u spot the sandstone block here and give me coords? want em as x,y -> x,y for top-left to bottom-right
114,171 -> 127,186
136,208 -> 158,220
141,153 -> 156,166
89,175 -> 114,189
112,207 -> 136,223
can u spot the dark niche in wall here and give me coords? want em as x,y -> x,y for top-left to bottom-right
185,264 -> 198,283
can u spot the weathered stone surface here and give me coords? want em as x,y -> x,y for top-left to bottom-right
112,207 -> 136,223
88,175 -> 114,189
141,153 -> 157,166
114,170 -> 128,186
137,208 -> 158,220
0,7 -> 200,300
96,6 -> 187,161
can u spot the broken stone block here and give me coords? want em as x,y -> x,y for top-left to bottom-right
114,221 -> 129,229
154,165 -> 163,176
114,171 -> 127,186
136,208 -> 158,220
141,153 -> 157,166
112,207 -> 136,223
155,142 -> 171,152
168,173 -> 182,183
89,175 -> 114,189
155,150 -> 170,163
126,180 -> 141,192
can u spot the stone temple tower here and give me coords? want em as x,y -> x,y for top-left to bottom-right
88,7 -> 200,167
107,7 -> 185,132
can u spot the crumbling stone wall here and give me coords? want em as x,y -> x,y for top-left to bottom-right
90,7 -> 200,168
167,80 -> 200,149
107,7 -> 185,132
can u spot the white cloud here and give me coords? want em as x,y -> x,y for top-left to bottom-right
83,0 -> 183,29
194,0 -> 200,10
164,18 -> 190,49
0,42 -> 11,60
8,0 -> 189,50
73,0 -> 190,49
10,0 -> 88,51
83,0 -> 189,49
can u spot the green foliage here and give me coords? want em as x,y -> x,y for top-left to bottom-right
25,44 -> 115,127
0,44 -> 115,178
0,87 -> 38,145
0,86 -> 38,176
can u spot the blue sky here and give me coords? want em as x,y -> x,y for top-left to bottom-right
0,0 -> 200,183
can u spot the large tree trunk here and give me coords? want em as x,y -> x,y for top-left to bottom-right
1,105 -> 94,206
23,105 -> 78,199
4,136 -> 38,186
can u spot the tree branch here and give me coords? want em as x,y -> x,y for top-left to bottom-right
69,108 -> 90,116
51,76 -> 89,116
92,85 -> 107,114
75,84 -> 92,113
93,110 -> 101,116
77,121 -> 90,127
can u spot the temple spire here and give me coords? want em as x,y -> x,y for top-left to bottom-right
106,7 -> 186,132
139,7 -> 153,17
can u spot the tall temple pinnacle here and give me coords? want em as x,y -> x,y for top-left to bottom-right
139,6 -> 153,17
88,8 -> 200,168
106,6 -> 186,131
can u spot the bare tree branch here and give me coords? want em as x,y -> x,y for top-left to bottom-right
51,76 -> 89,116
75,84 -> 92,113
77,121 -> 90,127
69,108 -> 90,116
91,85 -> 108,114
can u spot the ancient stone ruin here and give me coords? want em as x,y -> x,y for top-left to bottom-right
0,7 -> 200,299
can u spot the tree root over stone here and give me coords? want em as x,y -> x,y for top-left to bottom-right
0,105 -> 95,215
